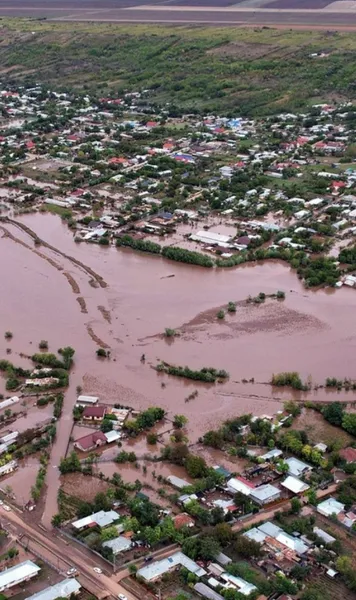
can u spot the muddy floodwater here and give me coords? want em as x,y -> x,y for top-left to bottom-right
1,213 -> 356,524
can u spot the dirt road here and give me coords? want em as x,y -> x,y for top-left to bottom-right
0,506 -> 138,600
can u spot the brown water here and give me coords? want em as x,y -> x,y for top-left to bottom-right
1,212 -> 356,526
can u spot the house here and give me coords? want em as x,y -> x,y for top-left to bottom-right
339,447 -> 356,463
167,475 -> 191,490
137,551 -> 206,582
260,448 -> 283,462
313,527 -> 336,545
104,430 -> 121,444
245,522 -> 308,555
281,475 -> 309,495
250,484 -> 281,506
102,536 -> 132,555
194,582 -> 224,600
172,513 -> 195,529
77,395 -> 99,405
226,477 -> 255,496
72,510 -> 119,531
285,457 -> 312,478
82,405 -> 106,421
74,431 -> 107,452
0,561 -> 40,592
317,498 -> 345,518
0,460 -> 17,477
25,578 -> 81,600
220,573 -> 257,596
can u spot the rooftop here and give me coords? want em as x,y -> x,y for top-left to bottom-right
281,475 -> 310,494
0,560 -> 40,591
137,551 -> 206,582
25,578 -> 81,600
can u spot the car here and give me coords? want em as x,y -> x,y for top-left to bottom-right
66,568 -> 77,577
93,567 -> 102,574
0,500 -> 4,506
3,505 -> 11,512
118,595 -> 127,600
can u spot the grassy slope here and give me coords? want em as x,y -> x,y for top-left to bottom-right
1,19 -> 356,115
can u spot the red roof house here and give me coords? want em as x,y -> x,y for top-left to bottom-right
340,447 -> 356,463
82,405 -> 106,421
74,431 -> 107,452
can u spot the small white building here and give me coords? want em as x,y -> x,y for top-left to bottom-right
317,498 -> 344,518
0,560 -> 40,592
25,578 -> 81,600
281,475 -> 309,495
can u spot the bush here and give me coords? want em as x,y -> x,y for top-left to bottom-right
116,235 -> 161,254
37,397 -> 49,407
96,348 -> 107,357
217,309 -> 225,320
164,328 -> 176,338
227,301 -> 236,313
39,340 -> 49,350
276,290 -> 286,299
271,372 -> 305,390
4,331 -> 13,340
147,433 -> 158,444
162,246 -> 214,268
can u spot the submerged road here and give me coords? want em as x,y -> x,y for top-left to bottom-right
0,1 -> 356,29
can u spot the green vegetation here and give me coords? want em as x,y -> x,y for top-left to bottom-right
116,234 -> 161,254
164,328 -> 177,338
161,246 -> 214,268
4,331 -> 12,340
38,340 -> 49,350
216,309 -> 225,320
227,301 -> 236,313
59,451 -> 82,474
124,406 -> 165,436
115,450 -> 137,464
31,461 -> 47,502
156,362 -> 229,383
271,371 -> 306,390
3,22 -> 356,116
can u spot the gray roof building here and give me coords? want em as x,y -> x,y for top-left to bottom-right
194,582 -> 224,600
250,483 -> 281,505
137,551 -> 206,582
25,578 -> 81,600
102,536 -> 131,555
0,560 -> 40,592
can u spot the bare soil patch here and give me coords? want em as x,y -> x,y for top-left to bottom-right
61,472 -> 111,502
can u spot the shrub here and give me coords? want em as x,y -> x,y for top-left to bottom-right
227,301 -> 236,313
217,310 -> 225,320
39,340 -> 49,350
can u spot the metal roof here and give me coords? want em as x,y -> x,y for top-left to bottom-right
285,457 -> 312,477
0,560 -> 40,591
25,578 -> 81,600
244,527 -> 267,544
250,484 -> 281,503
166,475 -> 191,489
102,536 -> 131,555
137,551 -> 206,582
313,527 -> 336,545
281,475 -> 309,494
317,498 -> 345,517
72,510 -> 119,529
194,582 -> 224,600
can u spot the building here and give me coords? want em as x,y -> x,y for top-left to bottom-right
260,448 -> 283,462
194,582 -> 224,600
102,536 -> 132,555
220,573 -> 257,596
82,405 -> 106,421
281,475 -> 310,495
77,395 -> 99,405
339,447 -> 356,463
0,397 -> 20,411
0,460 -> 17,477
285,457 -> 312,478
25,578 -> 81,600
313,527 -> 336,545
173,513 -> 195,529
190,231 -> 232,246
166,475 -> 191,489
226,477 -> 255,496
317,498 -> 345,518
245,521 -> 308,555
136,551 -> 206,582
74,431 -> 107,452
72,510 -> 119,530
104,430 -> 121,444
250,484 -> 281,506
0,560 -> 40,592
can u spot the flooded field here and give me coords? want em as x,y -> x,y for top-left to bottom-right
0,456 -> 40,506
2,212 -> 356,524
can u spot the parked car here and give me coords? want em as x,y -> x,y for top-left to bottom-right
118,595 -> 127,600
66,568 -> 77,577
3,505 -> 11,512
93,567 -> 102,574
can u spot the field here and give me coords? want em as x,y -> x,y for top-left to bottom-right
1,20 -> 356,115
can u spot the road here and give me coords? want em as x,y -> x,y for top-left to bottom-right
1,1 -> 356,29
0,506 -> 138,600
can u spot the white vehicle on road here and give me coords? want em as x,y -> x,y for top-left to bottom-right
3,505 -> 11,512
118,595 -> 128,600
66,568 -> 77,577
93,567 -> 102,574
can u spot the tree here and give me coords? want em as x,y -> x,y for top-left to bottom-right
93,492 -> 111,512
199,536 -> 221,560
290,497 -> 302,514
322,402 -> 344,426
307,489 -> 317,505
185,454 -> 207,478
101,526 -> 118,541
59,451 -> 81,474
233,535 -> 263,558
173,414 -> 188,429
342,413 -> 356,436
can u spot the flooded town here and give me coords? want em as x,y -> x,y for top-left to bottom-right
2,83 -> 356,600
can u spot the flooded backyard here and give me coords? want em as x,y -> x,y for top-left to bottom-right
2,212 -> 356,524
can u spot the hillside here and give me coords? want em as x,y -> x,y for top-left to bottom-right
1,19 -> 356,115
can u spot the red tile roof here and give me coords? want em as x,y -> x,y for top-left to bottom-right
340,447 -> 356,463
83,405 -> 106,419
74,430 -> 106,451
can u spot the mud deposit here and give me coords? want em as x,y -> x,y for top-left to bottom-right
2,213 -> 356,524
